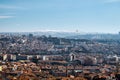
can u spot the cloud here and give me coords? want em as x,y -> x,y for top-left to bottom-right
105,0 -> 120,3
0,5 -> 17,9
0,4 -> 24,10
0,16 -> 14,19
35,29 -> 76,33
16,24 -> 21,26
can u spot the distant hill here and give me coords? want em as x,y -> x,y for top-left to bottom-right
66,34 -> 120,40
28,31 -> 120,40
1,31 -> 120,40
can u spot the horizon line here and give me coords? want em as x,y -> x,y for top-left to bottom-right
0,30 -> 119,34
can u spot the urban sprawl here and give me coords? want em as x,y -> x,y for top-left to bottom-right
0,33 -> 120,80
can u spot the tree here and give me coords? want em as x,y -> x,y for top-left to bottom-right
84,57 -> 93,66
31,57 -> 38,64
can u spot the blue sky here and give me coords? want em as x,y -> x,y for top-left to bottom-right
0,0 -> 120,33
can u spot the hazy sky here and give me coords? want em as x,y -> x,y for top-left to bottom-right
0,0 -> 120,33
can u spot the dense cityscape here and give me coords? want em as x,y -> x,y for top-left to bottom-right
0,33 -> 120,80
1,0 -> 120,79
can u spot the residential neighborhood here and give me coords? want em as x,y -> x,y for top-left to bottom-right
0,33 -> 120,80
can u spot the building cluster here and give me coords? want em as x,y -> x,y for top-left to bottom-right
0,33 -> 120,80
1,33 -> 120,55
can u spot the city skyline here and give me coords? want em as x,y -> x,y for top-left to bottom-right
0,0 -> 120,33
